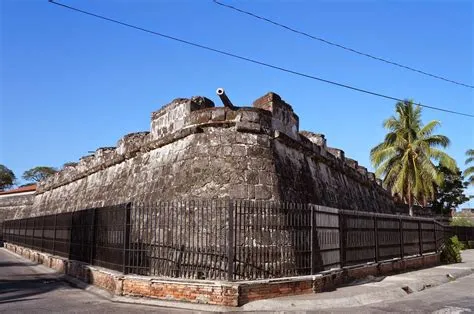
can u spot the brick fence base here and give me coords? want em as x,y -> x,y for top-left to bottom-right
4,243 -> 440,307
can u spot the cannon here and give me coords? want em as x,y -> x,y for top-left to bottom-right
216,88 -> 236,110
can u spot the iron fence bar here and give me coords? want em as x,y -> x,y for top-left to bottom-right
339,211 -> 346,267
52,213 -> 57,255
374,215 -> 379,263
227,199 -> 235,281
418,220 -> 423,256
80,212 -> 85,262
399,216 -> 404,259
32,216 -> 35,250
123,203 -> 131,274
310,205 -> 317,274
68,212 -> 73,258
90,208 -> 96,264
41,215 -> 45,252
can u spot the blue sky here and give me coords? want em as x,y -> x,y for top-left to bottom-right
1,0 -> 473,207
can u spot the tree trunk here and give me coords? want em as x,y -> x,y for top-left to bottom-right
407,187 -> 414,217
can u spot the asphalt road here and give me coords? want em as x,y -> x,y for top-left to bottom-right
0,248 -> 194,313
1,247 -> 473,313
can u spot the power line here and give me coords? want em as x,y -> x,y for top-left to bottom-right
48,0 -> 474,118
213,0 -> 474,89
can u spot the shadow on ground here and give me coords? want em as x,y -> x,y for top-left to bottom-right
0,261 -> 37,267
0,261 -> 70,305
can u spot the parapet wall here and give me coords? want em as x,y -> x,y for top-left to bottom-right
21,91 -> 400,218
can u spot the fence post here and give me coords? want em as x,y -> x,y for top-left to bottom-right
41,215 -> 46,252
310,205 -> 317,274
122,203 -> 131,274
22,219 -> 26,245
399,216 -> 404,259
227,199 -> 235,281
374,215 -> 379,263
339,211 -> 346,268
52,214 -> 57,255
68,212 -> 73,258
32,217 -> 35,249
418,220 -> 423,256
89,208 -> 96,265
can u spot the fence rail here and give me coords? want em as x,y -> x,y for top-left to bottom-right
2,201 -> 473,281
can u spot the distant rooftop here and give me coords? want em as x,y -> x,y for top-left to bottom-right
0,184 -> 36,196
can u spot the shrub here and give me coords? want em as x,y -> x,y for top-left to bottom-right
440,236 -> 463,264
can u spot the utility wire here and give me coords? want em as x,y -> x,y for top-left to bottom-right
49,0 -> 474,118
213,0 -> 474,89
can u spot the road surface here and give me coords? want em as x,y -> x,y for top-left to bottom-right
0,248 -> 193,313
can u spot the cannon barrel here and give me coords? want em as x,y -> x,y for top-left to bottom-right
216,88 -> 235,109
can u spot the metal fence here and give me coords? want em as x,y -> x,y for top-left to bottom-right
3,201 -> 473,281
444,225 -> 474,243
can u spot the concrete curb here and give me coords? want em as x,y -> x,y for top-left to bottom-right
59,262 -> 474,312
241,261 -> 474,311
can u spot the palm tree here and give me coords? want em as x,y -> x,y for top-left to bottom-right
465,149 -> 474,186
370,100 -> 456,216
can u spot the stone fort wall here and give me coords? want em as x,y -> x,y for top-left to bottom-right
0,194 -> 34,228
13,91 -> 399,219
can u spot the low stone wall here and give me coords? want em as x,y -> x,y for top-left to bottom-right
5,243 -> 440,307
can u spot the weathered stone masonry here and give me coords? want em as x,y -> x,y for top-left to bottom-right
0,193 -> 34,228
12,91 -> 399,218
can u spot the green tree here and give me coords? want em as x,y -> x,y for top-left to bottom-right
464,149 -> 474,186
430,166 -> 469,215
0,164 -> 16,191
370,100 -> 456,216
22,166 -> 57,183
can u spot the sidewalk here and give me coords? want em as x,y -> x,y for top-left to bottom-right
241,249 -> 474,312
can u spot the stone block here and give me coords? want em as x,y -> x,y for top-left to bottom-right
230,185 -> 248,199
255,185 -> 272,199
211,108 -> 226,121
245,171 -> 259,185
247,185 -> 256,199
190,110 -> 212,125
231,145 -> 247,157
225,110 -> 239,121
236,121 -> 261,133
258,171 -> 273,185
327,147 -> 345,160
240,110 -> 260,123
300,131 -> 327,148
367,172 -> 376,182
